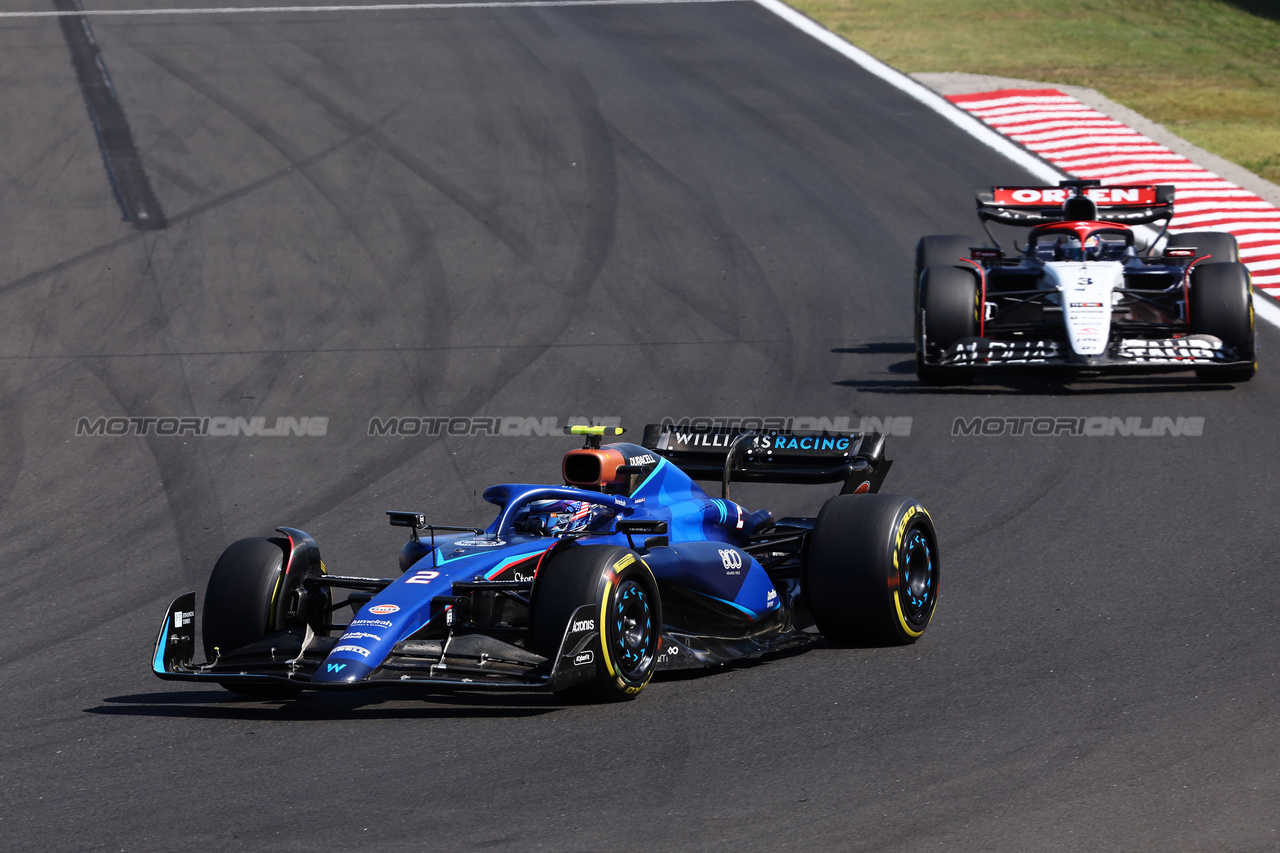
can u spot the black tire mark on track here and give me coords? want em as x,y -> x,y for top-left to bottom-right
0,123 -> 386,301
0,395 -> 23,516
275,69 -> 535,263
53,0 -> 166,230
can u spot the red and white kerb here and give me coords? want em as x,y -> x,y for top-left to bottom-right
949,88 -> 1280,294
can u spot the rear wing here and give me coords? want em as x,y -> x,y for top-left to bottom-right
640,424 -> 891,498
977,180 -> 1174,227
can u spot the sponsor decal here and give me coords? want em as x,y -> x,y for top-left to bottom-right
368,604 -> 400,615
574,651 -> 594,666
571,619 -> 596,632
332,645 -> 371,658
1116,339 -> 1223,362
454,538 -> 505,548
326,663 -> 347,673
627,454 -> 657,466
944,339 -> 1062,364
174,610 -> 194,628
342,632 -> 382,642
512,571 -> 535,583
1069,302 -> 1104,308
405,570 -> 441,584
669,431 -> 855,452
719,548 -> 743,574
993,186 -> 1157,206
753,434 -> 851,452
350,618 -> 394,629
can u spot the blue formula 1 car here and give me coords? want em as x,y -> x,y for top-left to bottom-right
153,424 -> 940,701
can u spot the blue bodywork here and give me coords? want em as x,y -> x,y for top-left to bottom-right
312,442 -> 781,683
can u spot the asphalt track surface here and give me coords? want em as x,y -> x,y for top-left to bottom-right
2,3 -> 1277,851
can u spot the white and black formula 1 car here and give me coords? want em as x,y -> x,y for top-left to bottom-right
914,179 -> 1256,384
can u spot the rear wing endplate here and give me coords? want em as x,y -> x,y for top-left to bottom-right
640,424 -> 891,498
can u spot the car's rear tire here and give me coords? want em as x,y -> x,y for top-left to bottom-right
804,494 -> 939,645
203,537 -> 303,699
531,545 -> 661,701
1189,261 -> 1256,382
1168,231 -> 1239,263
917,263 -> 979,385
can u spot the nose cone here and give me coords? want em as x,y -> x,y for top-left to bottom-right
311,658 -> 374,684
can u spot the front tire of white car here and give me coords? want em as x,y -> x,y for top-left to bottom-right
917,264 -> 979,385
1189,261 -> 1256,383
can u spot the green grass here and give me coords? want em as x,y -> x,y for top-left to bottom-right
788,0 -> 1280,184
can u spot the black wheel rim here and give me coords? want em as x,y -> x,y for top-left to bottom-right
613,578 -> 655,680
900,526 -> 935,625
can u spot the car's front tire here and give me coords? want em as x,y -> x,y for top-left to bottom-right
531,545 -> 661,701
917,264 -> 979,385
203,537 -> 303,699
804,494 -> 939,645
1189,261 -> 1256,382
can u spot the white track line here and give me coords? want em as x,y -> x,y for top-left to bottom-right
750,0 -> 1063,184
0,0 -> 743,17
1255,294 -> 1280,327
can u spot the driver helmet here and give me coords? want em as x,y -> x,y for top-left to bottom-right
519,499 -> 614,535
1057,234 -> 1101,262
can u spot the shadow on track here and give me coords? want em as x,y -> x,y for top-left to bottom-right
835,370 -> 1238,396
86,689 -> 565,721
91,645 -> 832,717
831,343 -> 916,355
831,345 -> 1240,394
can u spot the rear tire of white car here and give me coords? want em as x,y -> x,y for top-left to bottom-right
1190,261 -> 1256,382
805,494 -> 939,646
917,264 -> 979,385
1168,231 -> 1239,263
